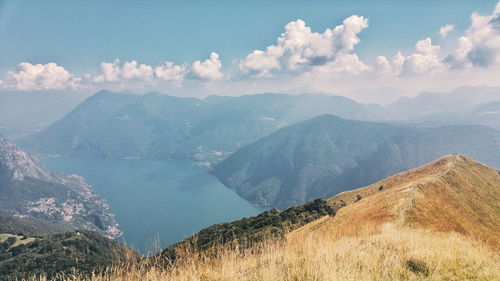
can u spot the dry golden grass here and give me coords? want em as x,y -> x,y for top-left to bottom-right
325,154 -> 500,249
29,224 -> 499,281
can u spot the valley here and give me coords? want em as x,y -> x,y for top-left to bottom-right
39,157 -> 266,253
2,88 -> 498,256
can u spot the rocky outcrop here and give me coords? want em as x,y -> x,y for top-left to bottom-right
0,135 -> 121,239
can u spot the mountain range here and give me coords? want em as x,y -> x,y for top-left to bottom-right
16,87 -> 498,164
414,101 -> 500,130
19,90 -> 386,162
213,114 -> 500,209
386,86 -> 500,119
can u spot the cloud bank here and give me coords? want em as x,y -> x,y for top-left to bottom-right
2,2 -> 500,93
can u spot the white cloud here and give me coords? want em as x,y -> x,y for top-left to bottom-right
190,52 -> 224,80
0,62 -> 81,90
4,3 -> 500,95
155,61 -> 186,85
238,16 -> 369,77
238,49 -> 281,77
374,52 -> 405,76
375,38 -> 445,76
402,38 -> 445,75
439,24 -> 455,38
94,59 -> 153,83
446,2 -> 500,68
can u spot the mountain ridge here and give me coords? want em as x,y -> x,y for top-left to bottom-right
289,154 -> 500,249
213,114 -> 500,209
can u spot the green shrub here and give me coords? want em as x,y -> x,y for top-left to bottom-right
161,198 -> 335,261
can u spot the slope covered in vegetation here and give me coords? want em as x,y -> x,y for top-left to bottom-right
160,199 -> 335,261
27,226 -> 499,281
0,230 -> 134,280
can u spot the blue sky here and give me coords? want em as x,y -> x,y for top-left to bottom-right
1,0 -> 500,96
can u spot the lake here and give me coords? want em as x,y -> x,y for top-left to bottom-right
40,157 -> 266,254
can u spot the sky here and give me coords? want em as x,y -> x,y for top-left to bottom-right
1,0 -> 500,98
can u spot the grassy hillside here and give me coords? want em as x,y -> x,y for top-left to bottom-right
323,154 -> 500,249
22,155 -> 500,280
27,226 -> 499,281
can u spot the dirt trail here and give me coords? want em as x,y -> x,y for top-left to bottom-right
394,155 -> 458,226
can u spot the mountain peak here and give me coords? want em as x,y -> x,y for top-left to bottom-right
0,135 -> 53,181
321,154 -> 500,249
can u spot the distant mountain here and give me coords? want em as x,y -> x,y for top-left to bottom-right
386,86 -> 500,119
213,115 -> 500,209
0,229 -> 134,280
0,135 -> 121,238
337,87 -> 417,106
0,90 -> 88,138
21,90 -> 387,162
415,101 -> 500,130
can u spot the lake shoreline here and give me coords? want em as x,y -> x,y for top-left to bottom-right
40,157 -> 267,254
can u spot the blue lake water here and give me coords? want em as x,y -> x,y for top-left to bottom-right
40,157 -> 266,254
